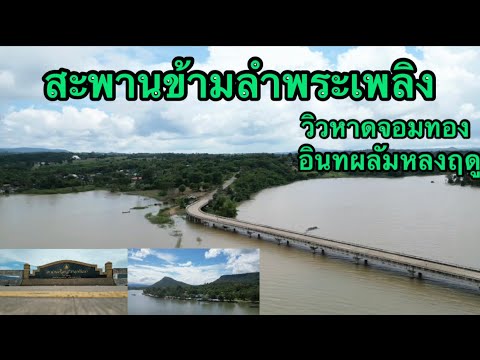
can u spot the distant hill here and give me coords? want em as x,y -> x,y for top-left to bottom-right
128,283 -> 150,290
149,276 -> 190,288
0,147 -> 69,154
144,272 -> 260,302
211,272 -> 259,285
149,272 -> 260,288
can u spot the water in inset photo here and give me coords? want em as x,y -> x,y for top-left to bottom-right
128,248 -> 259,315
0,249 -> 128,315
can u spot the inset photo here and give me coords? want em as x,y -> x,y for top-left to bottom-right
0,249 -> 128,315
128,248 -> 260,315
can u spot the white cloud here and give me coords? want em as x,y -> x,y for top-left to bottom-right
205,46 -> 332,71
153,251 -> 177,263
128,249 -> 177,263
225,249 -> 260,274
1,46 -> 480,152
204,248 -> 222,259
128,263 -> 224,285
0,70 -> 15,89
0,106 -> 135,150
179,261 -> 192,267
204,248 -> 260,274
128,248 -> 151,261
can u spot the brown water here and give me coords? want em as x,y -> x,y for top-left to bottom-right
1,176 -> 480,314
237,175 -> 480,269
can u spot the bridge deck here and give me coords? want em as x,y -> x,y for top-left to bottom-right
186,194 -> 480,284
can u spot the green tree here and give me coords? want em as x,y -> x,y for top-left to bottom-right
212,171 -> 222,184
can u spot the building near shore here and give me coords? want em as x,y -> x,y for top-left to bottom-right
0,260 -> 127,286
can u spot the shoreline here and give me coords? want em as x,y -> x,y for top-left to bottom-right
138,291 -> 258,305
204,173 -> 451,217
2,173 -> 452,198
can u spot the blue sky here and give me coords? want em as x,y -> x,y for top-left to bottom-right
128,248 -> 260,285
0,46 -> 479,153
0,249 -> 127,270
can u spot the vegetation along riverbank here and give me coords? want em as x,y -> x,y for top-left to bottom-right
1,149 -> 478,221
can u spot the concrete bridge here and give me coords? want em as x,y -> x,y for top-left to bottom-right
186,190 -> 480,290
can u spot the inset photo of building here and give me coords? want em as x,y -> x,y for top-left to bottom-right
0,249 -> 128,315
128,248 -> 260,315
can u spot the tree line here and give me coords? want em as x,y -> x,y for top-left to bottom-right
2,150 -> 474,217
143,282 -> 259,302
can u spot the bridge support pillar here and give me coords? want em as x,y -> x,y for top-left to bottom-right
408,267 -> 416,279
364,259 -> 368,266
286,240 -> 290,247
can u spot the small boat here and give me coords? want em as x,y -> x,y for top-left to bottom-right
122,210 -> 130,214
306,226 -> 318,231
431,181 -> 434,183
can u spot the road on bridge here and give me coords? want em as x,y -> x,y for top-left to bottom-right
186,180 -> 480,285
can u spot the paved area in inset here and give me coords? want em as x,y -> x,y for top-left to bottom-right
0,286 -> 128,298
0,286 -> 127,292
0,286 -> 128,315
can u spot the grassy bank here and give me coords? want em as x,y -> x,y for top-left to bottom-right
145,207 -> 174,226
20,185 -> 97,195
203,170 -> 447,218
125,189 -> 165,201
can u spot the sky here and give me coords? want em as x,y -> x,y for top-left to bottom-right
128,248 -> 260,285
0,249 -> 127,270
0,46 -> 479,153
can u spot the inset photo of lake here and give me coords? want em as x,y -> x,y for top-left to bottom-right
128,248 -> 260,315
